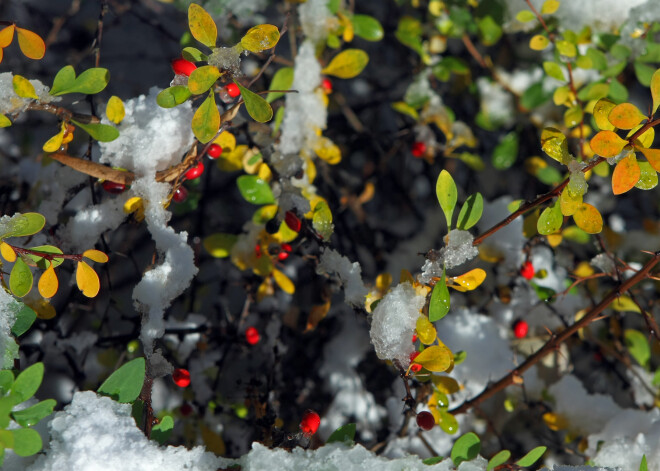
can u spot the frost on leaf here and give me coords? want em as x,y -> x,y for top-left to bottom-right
316,248 -> 367,307
418,230 -> 479,284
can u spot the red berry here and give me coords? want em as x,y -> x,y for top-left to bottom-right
184,161 -> 205,180
410,363 -> 422,373
278,251 -> 289,261
102,181 -> 126,194
225,83 -> 240,98
416,411 -> 435,431
180,403 -> 193,416
172,186 -> 188,203
284,211 -> 301,232
513,320 -> 529,339
409,351 -> 420,363
255,244 -> 262,258
321,78 -> 332,93
411,141 -> 426,158
299,410 -> 320,436
207,143 -> 222,159
171,58 -> 197,77
173,368 -> 191,387
281,243 -> 292,253
245,327 -> 260,345
412,333 -> 418,343
520,261 -> 535,280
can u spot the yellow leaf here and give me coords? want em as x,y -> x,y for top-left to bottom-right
636,146 -> 660,173
541,0 -> 560,14
592,98 -> 616,131
628,125 -> 654,148
272,220 -> 298,244
16,27 -> 45,60
201,424 -> 226,455
651,68 -> 660,114
272,268 -> 294,294
573,261 -> 594,277
188,3 -> 217,48
415,316 -> 437,345
257,162 -> 272,182
337,12 -> 354,42
106,96 -> 125,124
431,376 -> 460,394
83,249 -> 109,263
547,233 -> 562,247
0,242 -> 17,262
0,25 -> 15,48
612,295 -> 641,313
213,130 -> 236,151
306,300 -> 331,331
589,130 -> 628,158
12,75 -> 38,99
559,188 -> 582,216
217,144 -> 247,172
529,34 -> 550,50
611,154 -> 641,195
449,268 -> 486,291
375,273 -> 392,292
313,136 -> 341,164
0,113 -> 10,127
543,412 -> 568,431
38,264 -> 58,298
413,345 -> 452,372
608,103 -> 646,130
26,297 -> 56,319
240,24 -> 280,53
42,122 -> 67,153
123,197 -> 145,221
76,261 -> 100,297
322,49 -> 369,79
573,203 -> 602,234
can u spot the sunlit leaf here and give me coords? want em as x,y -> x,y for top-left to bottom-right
236,82 -> 272,123
608,103 -> 646,130
16,27 -> 45,60
24,245 -> 64,269
0,242 -> 16,262
516,446 -> 547,467
559,188 -> 582,216
556,40 -> 576,57
651,68 -> 660,114
1,212 -> 46,239
391,101 -> 419,120
98,357 -> 145,403
589,130 -> 628,157
10,258 -> 32,297
188,3 -> 217,48
182,46 -> 207,62
106,96 -> 125,124
436,170 -> 457,230
429,269 -> 450,322
573,203 -> 603,234
529,35 -> 549,50
83,249 -> 109,263
541,127 -> 568,163
42,123 -> 66,153
188,65 -> 221,95
564,105 -> 582,128
191,92 -> 220,143
593,98 -> 616,130
12,75 -> 38,99
50,66 -> 109,95
76,260 -> 100,298
240,24 -> 280,53
628,125 -> 654,148
203,233 -> 237,258
457,193 -> 483,230
541,0 -> 560,14
71,119 -> 119,142
414,344 -> 451,372
516,11 -> 536,22
157,86 -> 191,108
11,398 -> 55,427
636,146 -> 660,173
37,264 -> 58,299
0,25 -> 15,48
415,315 -> 436,345
611,154 -> 641,194
272,268 -> 294,294
151,415 -> 174,445
431,375 -> 460,394
450,268 -> 486,292
321,49 -> 369,79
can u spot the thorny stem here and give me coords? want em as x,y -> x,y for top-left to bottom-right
9,244 -> 85,262
449,251 -> 660,415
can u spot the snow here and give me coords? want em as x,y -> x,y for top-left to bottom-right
298,0 -> 334,45
369,282 -> 426,366
418,230 -> 479,285
0,287 -> 19,369
59,197 -> 128,251
0,72 -> 59,116
208,47 -> 242,77
477,77 -> 514,128
317,248 -> 368,308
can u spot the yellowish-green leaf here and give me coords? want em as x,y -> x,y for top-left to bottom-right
391,101 -> 419,120
543,61 -> 565,81
564,105 -> 583,128
71,119 -> 119,142
449,268 -> 486,292
322,49 -> 369,79
436,170 -> 457,230
203,233 -> 237,258
559,188 -> 582,216
83,249 -> 109,263
0,114 -> 11,128
1,213 -> 46,239
651,68 -> 660,114
556,40 -> 576,57
266,67 -> 293,103
38,264 -> 58,298
313,136 -> 341,164
593,98 -> 616,131
636,146 -> 660,173
611,154 -> 641,195
76,261 -> 100,298
541,0 -> 560,14
188,3 -> 217,48
529,35 -> 550,50
12,75 -> 37,99
541,127 -> 568,163
42,123 -> 66,153
432,375 -> 460,394
413,344 -> 451,372
10,258 -> 33,298
0,25 -> 15,48
236,82 -> 272,123
157,86 -> 192,108
312,201 -> 333,240
628,125 -> 654,148
635,161 -> 658,190
573,202 -> 603,234
16,27 -> 45,60
106,96 -> 125,124
0,242 -> 16,262
608,103 -> 646,130
191,92 -> 220,143
429,269 -> 450,322
612,295 -> 641,313
416,316 -> 436,345
240,24 -> 280,53
590,130 -> 628,157
537,200 -> 563,235
515,10 -> 536,22
272,268 -> 294,294
188,65 -> 221,95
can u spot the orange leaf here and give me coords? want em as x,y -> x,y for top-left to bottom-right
592,98 -> 616,131
16,27 -> 45,60
0,25 -> 15,48
38,264 -> 59,298
0,47 -> 3,64
611,154 -> 641,195
0,242 -> 16,262
608,103 -> 646,130
76,261 -> 100,297
83,249 -> 109,263
589,130 -> 628,158
573,203 -> 603,234
636,146 -> 660,173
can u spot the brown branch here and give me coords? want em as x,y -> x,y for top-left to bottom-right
449,251 -> 660,415
10,245 -> 84,262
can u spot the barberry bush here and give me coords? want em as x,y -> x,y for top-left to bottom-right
1,0 -> 660,469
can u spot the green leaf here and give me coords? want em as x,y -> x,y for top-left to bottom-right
624,329 -> 651,367
492,132 -> 519,170
515,446 -> 546,467
236,82 -> 273,123
11,362 -> 43,403
556,40 -> 576,57
98,357 -> 145,403
236,175 -> 275,205
537,201 -> 563,235
266,67 -> 293,103
191,92 -> 220,143
451,432 -> 481,466
634,61 -> 655,87
0,212 -> 46,239
531,282 -> 556,302
188,3 -> 217,48
352,14 -> 384,41
11,399 -> 56,427
0,397 -> 14,429
188,65 -> 221,95
23,245 -> 64,269
422,457 -> 444,465
9,428 -> 41,457
457,193 -> 483,230
487,450 -> 511,471
437,409 -> 458,434
477,16 -> 502,46
635,162 -> 658,190
312,201 -> 334,240
326,423 -> 356,444
9,302 -> 36,337
182,47 -> 208,62
521,82 -> 551,109
9,258 -> 33,298
640,455 -> 648,471
71,120 -> 119,142
429,269 -> 450,322
203,233 -> 237,258
0,371 -> 14,396
651,69 -> 660,114
157,86 -> 192,108
321,49 -> 369,79
50,66 -> 110,96
151,415 -> 174,445
543,61 -> 565,81
436,170 -> 457,230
